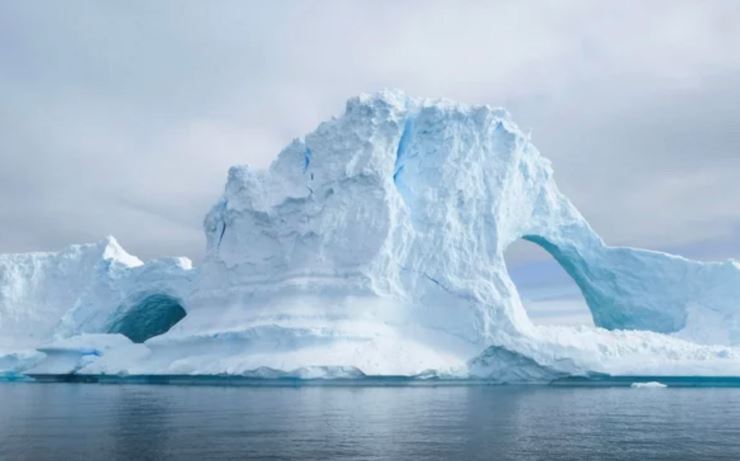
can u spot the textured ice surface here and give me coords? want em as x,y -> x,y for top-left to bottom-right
1,90 -> 739,381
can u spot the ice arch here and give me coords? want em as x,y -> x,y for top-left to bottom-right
504,238 -> 592,326
517,231 -> 687,333
516,229 -> 740,342
107,294 -> 187,343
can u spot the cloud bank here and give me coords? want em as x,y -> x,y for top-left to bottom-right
1,0 -> 738,270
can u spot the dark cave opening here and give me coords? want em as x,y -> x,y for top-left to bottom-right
107,294 -> 187,343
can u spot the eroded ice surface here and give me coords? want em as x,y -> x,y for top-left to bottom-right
1,91 -> 739,381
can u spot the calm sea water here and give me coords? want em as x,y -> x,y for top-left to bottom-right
2,382 -> 740,460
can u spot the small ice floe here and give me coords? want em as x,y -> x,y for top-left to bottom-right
630,381 -> 667,389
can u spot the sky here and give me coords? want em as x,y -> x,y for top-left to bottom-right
1,1 -> 738,324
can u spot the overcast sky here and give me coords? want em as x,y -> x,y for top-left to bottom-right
1,1 -> 738,322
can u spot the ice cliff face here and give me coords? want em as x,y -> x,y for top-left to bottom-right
1,90 -> 739,380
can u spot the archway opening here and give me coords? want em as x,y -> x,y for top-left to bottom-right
108,294 -> 187,343
505,239 -> 593,326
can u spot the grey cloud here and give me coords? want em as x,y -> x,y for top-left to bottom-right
1,0 -> 738,266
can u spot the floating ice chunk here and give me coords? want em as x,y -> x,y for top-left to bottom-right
631,381 -> 668,389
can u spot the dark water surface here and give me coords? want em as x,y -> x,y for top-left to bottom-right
2,382 -> 740,460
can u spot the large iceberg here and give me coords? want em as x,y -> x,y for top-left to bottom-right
2,90 -> 739,381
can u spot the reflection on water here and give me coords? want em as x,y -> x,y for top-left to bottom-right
2,383 -> 740,460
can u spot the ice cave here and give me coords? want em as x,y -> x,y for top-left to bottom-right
107,294 -> 187,343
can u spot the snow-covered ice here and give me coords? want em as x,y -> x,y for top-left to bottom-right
1,90 -> 739,382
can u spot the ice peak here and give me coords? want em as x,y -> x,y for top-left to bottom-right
350,88 -> 409,111
99,236 -> 143,268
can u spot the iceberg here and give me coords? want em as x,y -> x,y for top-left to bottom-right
0,237 -> 192,351
631,381 -> 668,389
1,90 -> 739,382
